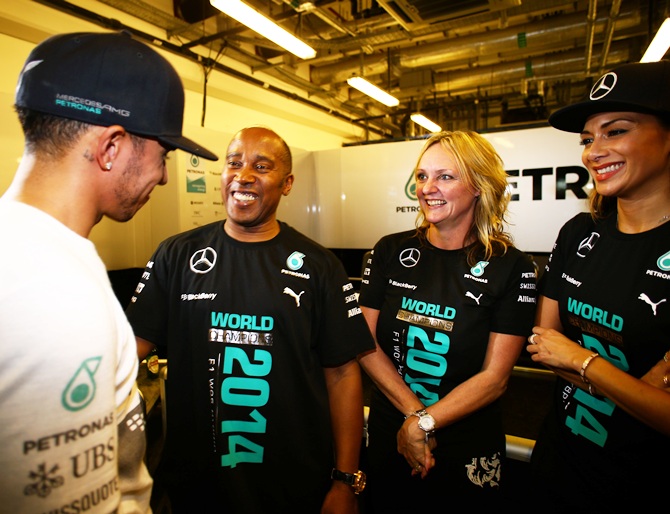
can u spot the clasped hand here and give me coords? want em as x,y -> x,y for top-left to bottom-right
397,417 -> 436,479
528,326 -> 670,392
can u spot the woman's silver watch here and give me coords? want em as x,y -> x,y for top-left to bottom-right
406,409 -> 436,436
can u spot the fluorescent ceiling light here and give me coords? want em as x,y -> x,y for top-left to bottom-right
410,113 -> 442,133
641,17 -> 670,62
347,76 -> 399,107
210,0 -> 316,60
297,2 -> 356,36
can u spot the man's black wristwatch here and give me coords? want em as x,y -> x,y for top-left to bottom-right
331,468 -> 366,494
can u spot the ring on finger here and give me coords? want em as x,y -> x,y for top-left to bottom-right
528,333 -> 538,345
664,374 -> 669,387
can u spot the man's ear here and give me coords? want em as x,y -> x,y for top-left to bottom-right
282,174 -> 294,196
96,125 -> 126,171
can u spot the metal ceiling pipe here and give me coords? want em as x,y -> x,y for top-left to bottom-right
310,7 -> 641,86
597,0 -> 623,73
584,0 -> 598,73
346,39 -> 633,106
430,43 -> 633,98
314,0 -> 580,54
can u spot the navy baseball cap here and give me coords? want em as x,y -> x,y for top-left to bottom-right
15,31 -> 218,161
548,60 -> 670,133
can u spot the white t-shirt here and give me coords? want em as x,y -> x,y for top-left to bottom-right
0,200 -> 152,513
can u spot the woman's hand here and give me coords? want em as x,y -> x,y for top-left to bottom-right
397,417 -> 436,478
526,326 -> 592,376
641,351 -> 670,392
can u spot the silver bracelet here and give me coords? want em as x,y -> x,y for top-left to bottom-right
580,352 -> 600,384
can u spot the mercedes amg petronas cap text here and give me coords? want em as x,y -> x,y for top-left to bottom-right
15,31 -> 218,161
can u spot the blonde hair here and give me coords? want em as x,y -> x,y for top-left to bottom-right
414,130 -> 515,264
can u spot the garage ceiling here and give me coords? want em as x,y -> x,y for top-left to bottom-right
34,0 -> 670,139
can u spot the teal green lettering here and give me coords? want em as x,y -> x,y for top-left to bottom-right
222,348 -> 272,376
221,409 -> 267,434
211,311 -> 227,326
400,297 -> 456,319
574,387 -> 615,416
408,382 -> 438,406
406,348 -> 446,377
567,297 -> 623,331
221,435 -> 263,468
211,312 -> 274,330
566,402 -> 608,447
583,335 -> 629,372
221,377 -> 269,407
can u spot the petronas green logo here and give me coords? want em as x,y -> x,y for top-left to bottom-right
62,357 -> 101,411
405,170 -> 417,201
470,261 -> 490,277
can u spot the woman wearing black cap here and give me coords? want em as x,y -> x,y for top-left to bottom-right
525,60 -> 670,512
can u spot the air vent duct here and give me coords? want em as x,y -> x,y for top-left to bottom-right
377,0 -> 522,31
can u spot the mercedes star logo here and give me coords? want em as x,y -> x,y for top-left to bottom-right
399,248 -> 420,268
190,247 -> 217,274
589,72 -> 617,100
577,232 -> 600,258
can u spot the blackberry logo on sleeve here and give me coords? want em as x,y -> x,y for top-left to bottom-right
190,247 -> 217,274
399,248 -> 420,268
125,411 -> 146,432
